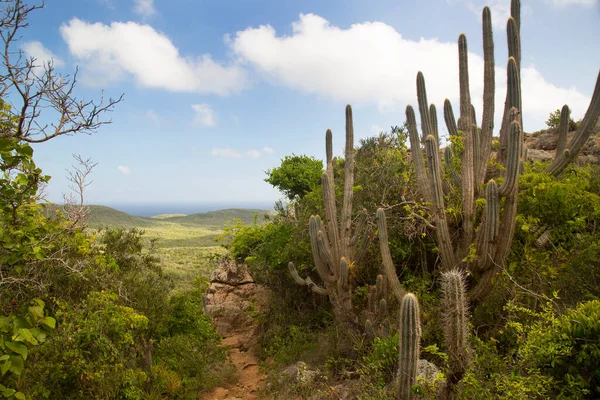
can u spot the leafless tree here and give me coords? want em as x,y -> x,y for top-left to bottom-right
0,0 -> 123,142
62,154 -> 98,227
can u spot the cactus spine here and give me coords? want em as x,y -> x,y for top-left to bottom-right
398,293 -> 421,400
288,105 -> 370,326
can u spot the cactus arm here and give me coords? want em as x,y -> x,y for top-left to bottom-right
498,120 -> 522,197
424,136 -> 458,270
417,71 -> 433,141
477,6 -> 496,187
323,130 -> 341,261
407,105 -> 432,203
430,103 -> 439,144
444,99 -> 459,138
350,208 -> 368,248
305,276 -> 328,296
340,105 -> 355,257
288,262 -> 308,286
309,216 -> 337,284
458,34 -> 476,252
548,70 -> 600,176
376,208 -> 405,303
554,104 -> 570,159
398,293 -> 421,400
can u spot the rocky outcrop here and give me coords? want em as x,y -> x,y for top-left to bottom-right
203,259 -> 271,354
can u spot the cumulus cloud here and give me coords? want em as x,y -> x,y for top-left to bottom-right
117,165 -> 132,175
545,0 -> 598,6
247,149 -> 262,158
262,146 -> 274,154
192,104 -> 216,127
230,13 -> 593,132
60,18 -> 246,94
212,148 -> 241,158
133,0 -> 156,17
22,41 -> 65,73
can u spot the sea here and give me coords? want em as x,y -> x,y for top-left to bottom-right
101,202 -> 275,217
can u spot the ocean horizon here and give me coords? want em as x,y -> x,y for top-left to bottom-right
98,202 -> 276,217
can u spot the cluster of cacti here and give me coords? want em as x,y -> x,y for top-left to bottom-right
363,274 -> 391,340
440,270 -> 470,399
288,105 -> 370,325
404,1 -> 521,300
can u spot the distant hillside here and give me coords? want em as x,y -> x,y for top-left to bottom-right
159,208 -> 274,227
87,205 -> 156,228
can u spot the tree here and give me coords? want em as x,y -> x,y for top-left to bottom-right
0,0 -> 122,143
265,154 -> 323,201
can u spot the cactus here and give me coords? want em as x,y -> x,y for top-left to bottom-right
554,104 -> 570,159
406,0 -> 529,300
440,270 -> 471,399
548,70 -> 600,176
288,105 -> 370,326
398,293 -> 421,400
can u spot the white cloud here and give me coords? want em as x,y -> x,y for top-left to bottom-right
546,0 -> 598,7
22,41 -> 65,73
117,165 -> 132,175
230,13 -> 593,132
192,104 -> 216,127
262,146 -> 274,154
248,149 -> 262,158
133,0 -> 156,17
212,148 -> 241,158
60,18 -> 246,95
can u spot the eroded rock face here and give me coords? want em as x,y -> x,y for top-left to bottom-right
203,260 -> 271,354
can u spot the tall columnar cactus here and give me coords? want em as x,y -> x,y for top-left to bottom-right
288,105 -> 370,325
440,270 -> 471,399
406,1 -> 528,300
398,293 -> 421,400
554,104 -> 570,159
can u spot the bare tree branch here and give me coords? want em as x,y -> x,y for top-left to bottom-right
0,0 -> 123,142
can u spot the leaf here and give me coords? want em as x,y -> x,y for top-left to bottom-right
1,360 -> 11,376
1,386 -> 16,398
13,329 -> 38,346
40,316 -> 56,329
5,342 -> 27,360
28,305 -> 44,320
14,392 -> 26,400
8,354 -> 24,376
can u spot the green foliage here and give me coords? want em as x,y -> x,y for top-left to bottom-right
264,325 -> 318,365
265,154 -> 323,201
519,300 -> 600,398
0,299 -> 55,400
546,108 -> 577,130
362,333 -> 399,384
22,291 -> 149,399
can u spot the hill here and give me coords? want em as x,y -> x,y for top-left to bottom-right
87,205 -> 157,228
159,208 -> 273,227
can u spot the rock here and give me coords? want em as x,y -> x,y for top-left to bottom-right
278,361 -> 320,385
526,148 -> 553,163
418,359 -> 440,382
203,260 -> 271,354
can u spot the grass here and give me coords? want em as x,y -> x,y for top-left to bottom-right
82,205 -> 273,290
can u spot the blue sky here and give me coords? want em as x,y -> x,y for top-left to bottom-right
16,0 -> 600,211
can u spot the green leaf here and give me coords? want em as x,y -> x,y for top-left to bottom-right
1,386 -> 16,398
5,342 -> 27,360
30,328 -> 47,343
40,316 -> 56,329
1,360 -> 11,376
0,356 -> 7,362
13,329 -> 38,346
28,305 -> 44,320
14,392 -> 26,400
8,354 -> 24,376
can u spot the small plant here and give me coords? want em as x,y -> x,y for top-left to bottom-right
546,107 -> 577,131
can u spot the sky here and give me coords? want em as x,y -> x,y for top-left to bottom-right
12,0 -> 600,211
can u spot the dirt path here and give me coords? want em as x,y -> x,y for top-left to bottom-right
200,335 -> 266,400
